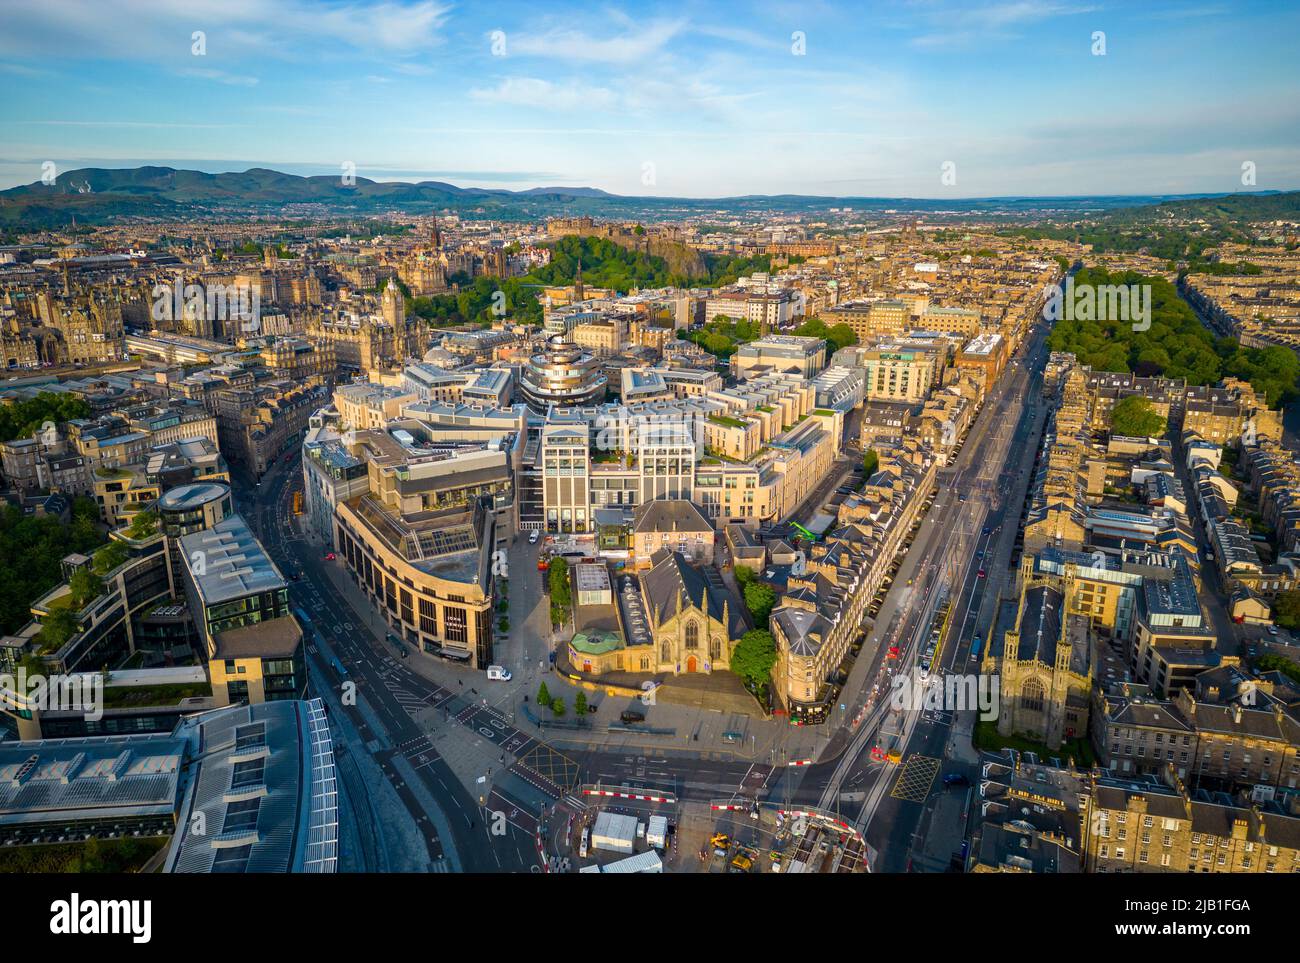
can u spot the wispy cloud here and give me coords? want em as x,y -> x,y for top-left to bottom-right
504,18 -> 686,63
470,77 -> 619,111
910,1 -> 1097,47
0,0 -> 452,60
180,67 -> 259,87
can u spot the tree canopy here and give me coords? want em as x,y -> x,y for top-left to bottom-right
406,274 -> 543,328
1109,395 -> 1167,438
743,581 -> 777,626
0,392 -> 91,442
730,629 -> 777,690
548,557 -> 571,626
0,497 -> 104,634
792,317 -> 857,353
1045,267 -> 1299,408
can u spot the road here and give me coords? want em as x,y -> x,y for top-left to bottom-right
234,318 -> 1053,873
238,455 -> 552,873
778,319 -> 1055,870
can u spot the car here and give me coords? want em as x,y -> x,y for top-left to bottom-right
977,569 -> 986,579
1268,625 -> 1280,636
324,552 -> 336,561
887,645 -> 901,659
942,772 -> 970,787
982,527 -> 991,535
620,709 -> 646,724
486,665 -> 512,681
528,531 -> 539,544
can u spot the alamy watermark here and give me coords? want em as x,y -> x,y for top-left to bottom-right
1042,276 -> 1150,331
152,279 -> 261,333
0,668 -> 103,721
890,668 -> 999,721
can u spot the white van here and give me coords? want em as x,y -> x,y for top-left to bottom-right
486,665 -> 512,681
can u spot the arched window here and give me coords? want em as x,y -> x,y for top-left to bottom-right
709,637 -> 722,661
660,638 -> 672,663
685,621 -> 699,650
1022,678 -> 1046,713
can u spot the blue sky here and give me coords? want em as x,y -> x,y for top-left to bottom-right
1,0 -> 1297,197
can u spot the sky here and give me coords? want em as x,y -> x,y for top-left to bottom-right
1,0 -> 1298,198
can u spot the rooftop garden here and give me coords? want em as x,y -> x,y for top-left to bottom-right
708,415 -> 748,430
124,510 -> 159,540
99,680 -> 213,710
0,836 -> 168,874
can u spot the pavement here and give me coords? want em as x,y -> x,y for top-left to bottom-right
775,319 -> 1056,871
230,318 -> 1053,874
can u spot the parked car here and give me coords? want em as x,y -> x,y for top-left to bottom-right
486,665 -> 512,681
528,531 -> 539,544
620,709 -> 646,724
943,772 -> 970,787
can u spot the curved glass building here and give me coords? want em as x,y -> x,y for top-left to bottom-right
518,333 -> 608,413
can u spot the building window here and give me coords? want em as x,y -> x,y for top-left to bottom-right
1022,678 -> 1046,713
685,620 -> 699,650
444,606 -> 468,644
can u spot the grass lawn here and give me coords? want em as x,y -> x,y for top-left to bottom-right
973,719 -> 1096,766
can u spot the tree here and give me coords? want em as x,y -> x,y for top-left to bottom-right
574,691 -> 587,714
93,540 -> 129,575
536,681 -> 551,706
731,629 -> 777,690
551,697 -> 566,716
863,448 -> 880,477
548,557 -> 571,626
37,606 -> 79,652
0,503 -> 106,634
68,568 -> 104,608
743,581 -> 777,626
1256,652 -> 1300,684
1109,395 -> 1167,438
0,391 -> 91,442
1272,592 -> 1300,631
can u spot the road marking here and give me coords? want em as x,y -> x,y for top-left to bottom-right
890,754 -> 941,803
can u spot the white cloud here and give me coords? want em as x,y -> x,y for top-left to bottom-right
0,0 -> 451,60
506,18 -> 686,63
470,77 -> 619,112
180,67 -> 260,87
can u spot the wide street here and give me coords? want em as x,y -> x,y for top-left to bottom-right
233,317 -> 1054,873
238,456 -> 553,872
774,318 -> 1055,869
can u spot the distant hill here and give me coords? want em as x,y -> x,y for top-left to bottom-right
2,165 -> 1297,229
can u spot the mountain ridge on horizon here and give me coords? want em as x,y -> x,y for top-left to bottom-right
2,164 -> 1297,230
